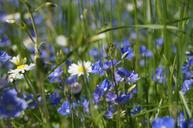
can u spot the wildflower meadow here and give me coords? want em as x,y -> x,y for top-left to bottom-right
0,0 -> 193,128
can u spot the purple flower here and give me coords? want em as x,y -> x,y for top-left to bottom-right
105,105 -> 115,119
49,90 -> 61,105
152,116 -> 175,128
114,71 -> 123,83
40,44 -> 55,62
116,68 -> 139,84
0,78 -> 8,89
181,79 -> 193,95
103,59 -> 118,70
92,60 -> 105,76
23,94 -> 38,109
92,59 -> 120,75
89,48 -> 99,59
116,89 -> 137,105
65,75 -> 77,85
93,87 -> 103,104
0,35 -> 10,47
116,93 -> 132,105
0,51 -> 11,63
177,112 -> 187,128
116,67 -> 130,77
130,106 -> 143,116
155,38 -> 164,48
82,99 -> 89,113
182,56 -> 193,79
126,71 -> 139,84
121,47 -> 134,60
188,119 -> 193,128
93,79 -> 112,103
89,47 -> 106,60
140,45 -> 153,58
0,89 -> 27,118
105,92 -> 117,103
48,66 -> 63,83
152,67 -> 166,84
58,101 -> 71,116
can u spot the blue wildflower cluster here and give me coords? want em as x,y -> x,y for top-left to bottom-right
181,56 -> 193,94
0,88 -> 27,118
0,0 -> 192,127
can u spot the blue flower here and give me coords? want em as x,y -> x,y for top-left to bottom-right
82,99 -> 89,113
0,78 -> 8,89
0,89 -> 27,118
0,35 -> 10,47
58,101 -> 71,116
89,47 -> 106,60
49,90 -> 61,105
122,39 -> 131,48
177,112 -> 187,128
105,92 -> 117,103
48,66 -> 63,83
188,119 -> 193,128
65,75 -> 77,85
140,45 -> 153,58
40,44 -> 55,62
127,71 -> 139,84
182,56 -> 193,79
104,105 -> 115,119
23,94 -> 38,109
152,116 -> 175,128
115,39 -> 131,49
93,79 -> 112,103
25,14 -> 43,25
130,106 -> 143,116
116,68 -> 139,84
155,38 -> 164,48
116,67 -> 130,77
92,60 -> 105,76
181,79 -> 193,94
0,51 -> 11,63
121,47 -> 134,60
116,93 -> 132,105
152,67 -> 166,84
114,71 -> 123,83
93,87 -> 103,104
99,79 -> 112,92
103,59 -> 118,70
89,48 -> 99,59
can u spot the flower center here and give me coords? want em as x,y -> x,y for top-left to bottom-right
78,66 -> 85,73
16,64 -> 27,70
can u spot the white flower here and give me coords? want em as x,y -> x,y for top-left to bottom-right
68,61 -> 92,76
1,13 -> 20,24
127,4 -> 134,11
8,63 -> 35,82
10,55 -> 27,66
8,72 -> 24,83
126,0 -> 143,12
55,35 -> 68,47
23,37 -> 36,49
8,55 -> 35,82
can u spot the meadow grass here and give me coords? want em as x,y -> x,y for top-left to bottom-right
0,0 -> 193,128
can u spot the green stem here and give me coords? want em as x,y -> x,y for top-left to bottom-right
25,2 -> 49,127
24,73 -> 36,95
0,120 -> 5,128
179,91 -> 192,118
